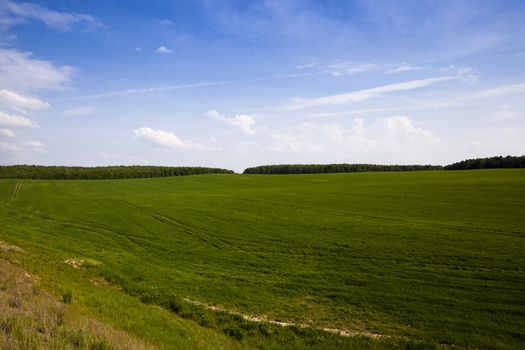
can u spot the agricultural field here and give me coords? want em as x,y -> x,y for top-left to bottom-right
1,169 -> 524,349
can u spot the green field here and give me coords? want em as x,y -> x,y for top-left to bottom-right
1,170 -> 524,349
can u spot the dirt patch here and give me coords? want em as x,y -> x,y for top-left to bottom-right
184,298 -> 384,339
0,240 -> 24,253
90,277 -> 110,287
64,258 -> 84,268
64,258 -> 100,269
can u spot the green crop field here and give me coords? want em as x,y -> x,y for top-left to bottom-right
1,169 -> 524,349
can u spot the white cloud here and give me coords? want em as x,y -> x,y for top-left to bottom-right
0,0 -> 102,31
270,116 -> 439,163
369,116 -> 438,144
133,127 -> 206,150
0,127 -> 14,137
156,46 -> 173,54
205,110 -> 256,135
0,110 -> 38,128
0,48 -> 75,142
134,47 -> 142,52
283,76 -> 456,110
62,105 -> 97,116
0,89 -> 49,111
0,49 -> 75,93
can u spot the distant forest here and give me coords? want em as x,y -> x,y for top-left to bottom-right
243,164 -> 443,174
0,165 -> 233,180
244,156 -> 525,174
444,155 -> 525,170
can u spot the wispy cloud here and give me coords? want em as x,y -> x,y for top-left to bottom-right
472,83 -> 525,99
62,105 -> 97,117
78,81 -> 223,99
385,64 -> 426,74
309,106 -> 436,118
283,76 -> 456,110
0,0 -> 102,31
154,19 -> 174,26
205,110 -> 256,135
202,0 -> 352,42
328,62 -> 382,76
74,71 -> 327,99
156,46 -> 173,54
295,62 -> 317,69
304,60 -> 430,76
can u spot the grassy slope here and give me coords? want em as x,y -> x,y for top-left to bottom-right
0,254 -> 156,350
0,170 -> 524,349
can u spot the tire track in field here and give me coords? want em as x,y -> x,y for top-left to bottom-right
74,216 -> 185,261
118,199 -> 244,252
10,180 -> 23,201
116,200 -> 214,255
240,198 -> 525,237
60,218 -> 167,261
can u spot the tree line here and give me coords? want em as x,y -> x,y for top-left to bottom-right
0,165 -> 233,180
1,155 -> 523,179
243,156 -> 525,174
243,163 -> 443,174
444,155 -> 525,170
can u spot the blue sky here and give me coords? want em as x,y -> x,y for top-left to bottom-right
0,0 -> 524,171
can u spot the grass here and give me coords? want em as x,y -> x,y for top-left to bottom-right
0,169 -> 524,349
0,254 -> 155,349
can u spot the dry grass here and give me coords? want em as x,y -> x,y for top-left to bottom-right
0,257 -> 156,350
0,240 -> 24,253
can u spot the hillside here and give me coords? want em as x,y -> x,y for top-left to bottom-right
1,170 -> 524,349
